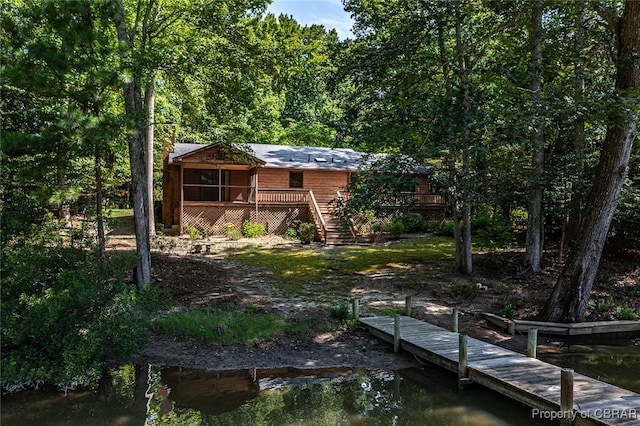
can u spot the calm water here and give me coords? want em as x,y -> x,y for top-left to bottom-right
2,364 -> 551,426
540,348 -> 640,393
3,349 -> 639,426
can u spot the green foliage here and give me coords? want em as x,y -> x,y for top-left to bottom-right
613,304 -> 638,321
151,305 -> 287,346
334,154 -> 422,225
329,303 -> 352,321
472,214 -> 514,250
329,303 -> 356,330
284,227 -> 300,240
242,220 -> 266,238
610,179 -> 640,249
297,222 -> 317,244
386,218 -> 405,238
434,215 -> 514,249
400,212 -> 428,233
0,241 -> 166,390
224,223 -> 242,240
186,227 -> 203,240
501,301 -> 520,319
437,220 -> 455,237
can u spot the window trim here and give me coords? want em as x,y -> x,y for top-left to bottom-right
289,171 -> 304,188
183,169 -> 231,201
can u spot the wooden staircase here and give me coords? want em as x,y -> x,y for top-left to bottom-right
319,204 -> 356,245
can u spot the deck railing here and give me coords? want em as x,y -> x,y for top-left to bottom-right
308,190 -> 327,243
257,189 -> 309,203
404,192 -> 444,205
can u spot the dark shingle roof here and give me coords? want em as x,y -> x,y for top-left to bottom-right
170,143 -> 364,171
169,142 -> 428,174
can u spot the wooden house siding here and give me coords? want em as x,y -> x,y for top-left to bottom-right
162,142 -> 445,239
257,168 -> 349,204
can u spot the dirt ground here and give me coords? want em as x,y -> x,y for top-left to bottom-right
109,230 -> 639,372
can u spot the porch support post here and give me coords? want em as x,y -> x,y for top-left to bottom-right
180,164 -> 184,234
255,171 -> 259,220
218,166 -> 221,203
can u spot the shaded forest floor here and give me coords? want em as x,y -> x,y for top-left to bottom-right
107,222 -> 640,371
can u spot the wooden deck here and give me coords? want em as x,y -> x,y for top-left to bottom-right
360,315 -> 640,426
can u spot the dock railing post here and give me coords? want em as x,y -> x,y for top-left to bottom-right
352,298 -> 360,321
458,334 -> 469,390
405,296 -> 413,317
452,308 -> 459,332
527,329 -> 538,358
394,314 -> 401,353
560,368 -> 574,425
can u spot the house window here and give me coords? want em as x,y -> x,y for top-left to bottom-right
183,169 -> 230,201
289,171 -> 303,188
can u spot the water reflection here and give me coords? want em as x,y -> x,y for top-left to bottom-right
2,365 -> 551,426
540,349 -> 640,393
147,365 -> 549,425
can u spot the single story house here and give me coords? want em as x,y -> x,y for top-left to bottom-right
162,142 -> 444,243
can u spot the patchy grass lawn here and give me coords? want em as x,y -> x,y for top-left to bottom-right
221,237 -> 456,292
105,208 -> 133,217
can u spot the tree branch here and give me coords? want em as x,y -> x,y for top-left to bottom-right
591,0 -> 619,30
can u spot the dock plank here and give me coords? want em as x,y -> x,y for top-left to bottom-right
360,315 -> 639,426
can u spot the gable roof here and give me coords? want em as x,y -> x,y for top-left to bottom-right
168,142 -> 428,174
169,142 -> 364,171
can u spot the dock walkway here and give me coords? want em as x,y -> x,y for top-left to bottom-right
360,315 -> 640,426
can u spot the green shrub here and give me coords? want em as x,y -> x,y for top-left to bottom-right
401,212 -> 427,232
186,226 -> 203,239
224,223 -> 242,240
368,221 -> 383,243
386,218 -> 405,238
472,214 -> 514,249
283,227 -> 300,240
437,220 -> 455,237
298,222 -> 317,244
1,244 -> 166,390
423,220 -> 442,232
610,181 -> 640,249
502,301 -> 519,318
613,303 -> 638,320
329,303 -> 356,330
242,221 -> 266,238
329,303 -> 352,321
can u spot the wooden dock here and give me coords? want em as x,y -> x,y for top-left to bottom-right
360,315 -> 640,426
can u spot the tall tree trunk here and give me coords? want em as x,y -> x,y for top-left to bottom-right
525,0 -> 545,272
114,0 -> 151,289
566,1 -> 587,245
455,8 -> 473,274
437,21 -> 464,272
145,75 -> 156,237
539,0 -> 639,322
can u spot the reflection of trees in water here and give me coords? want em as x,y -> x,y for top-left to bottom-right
539,352 -> 640,393
140,366 -> 553,425
143,366 -> 413,425
3,365 -> 553,425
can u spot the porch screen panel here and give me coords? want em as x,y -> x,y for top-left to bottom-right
183,169 -> 231,202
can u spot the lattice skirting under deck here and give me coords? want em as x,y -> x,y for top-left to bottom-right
182,204 -> 310,235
